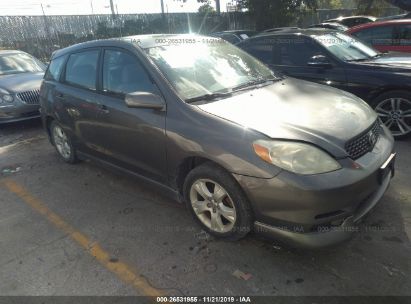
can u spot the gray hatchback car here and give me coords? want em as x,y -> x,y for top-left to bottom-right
0,50 -> 45,123
40,35 -> 396,248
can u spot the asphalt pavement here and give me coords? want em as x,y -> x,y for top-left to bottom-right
0,120 -> 410,296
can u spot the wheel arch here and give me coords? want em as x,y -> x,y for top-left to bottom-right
175,156 -> 222,196
368,87 -> 411,104
45,115 -> 55,140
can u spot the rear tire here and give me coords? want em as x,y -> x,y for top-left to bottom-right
183,163 -> 252,241
372,90 -> 411,139
50,121 -> 78,164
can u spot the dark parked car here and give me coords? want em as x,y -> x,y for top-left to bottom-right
378,12 -> 411,21
238,29 -> 411,138
325,16 -> 376,28
348,19 -> 411,53
261,27 -> 299,34
211,30 -> 256,44
40,35 -> 395,248
308,22 -> 349,32
0,50 -> 46,123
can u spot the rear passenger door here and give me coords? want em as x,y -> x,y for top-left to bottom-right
91,47 -> 167,183
54,48 -> 103,154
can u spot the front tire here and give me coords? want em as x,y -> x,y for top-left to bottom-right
183,163 -> 252,241
372,91 -> 411,139
50,121 -> 78,164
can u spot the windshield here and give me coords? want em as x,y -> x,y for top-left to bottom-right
144,40 -> 277,101
0,52 -> 45,76
314,32 -> 379,61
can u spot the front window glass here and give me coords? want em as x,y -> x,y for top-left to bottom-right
144,40 -> 276,100
103,49 -> 155,95
65,50 -> 99,90
314,32 -> 379,61
0,52 -> 45,76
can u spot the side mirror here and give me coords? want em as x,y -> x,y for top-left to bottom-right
307,55 -> 332,68
125,92 -> 165,110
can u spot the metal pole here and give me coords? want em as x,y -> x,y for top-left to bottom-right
215,0 -> 221,15
90,0 -> 94,14
161,0 -> 166,31
40,4 -> 51,38
110,0 -> 116,19
161,0 -> 165,15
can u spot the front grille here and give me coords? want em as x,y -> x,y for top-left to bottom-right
345,120 -> 381,160
17,90 -> 40,105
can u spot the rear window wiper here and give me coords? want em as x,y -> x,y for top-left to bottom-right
185,92 -> 233,104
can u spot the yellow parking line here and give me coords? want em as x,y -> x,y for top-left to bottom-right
1,178 -> 164,297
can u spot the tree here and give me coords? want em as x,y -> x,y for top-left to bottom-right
176,0 -> 221,13
354,0 -> 407,15
198,3 -> 215,14
237,0 -> 318,30
316,0 -> 343,9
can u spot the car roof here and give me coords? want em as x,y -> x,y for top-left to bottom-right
213,30 -> 256,35
262,27 -> 299,32
253,28 -> 336,39
0,50 -> 25,55
349,18 -> 411,32
52,34 -> 217,59
326,15 -> 376,21
315,22 -> 344,26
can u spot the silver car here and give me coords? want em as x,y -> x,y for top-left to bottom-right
0,50 -> 45,124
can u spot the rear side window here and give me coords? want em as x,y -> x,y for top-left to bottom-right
353,26 -> 395,45
102,49 -> 155,95
65,50 -> 99,90
272,38 -> 325,66
241,39 -> 274,64
45,55 -> 66,81
397,24 -> 411,46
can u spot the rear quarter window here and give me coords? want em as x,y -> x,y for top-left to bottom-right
44,55 -> 67,81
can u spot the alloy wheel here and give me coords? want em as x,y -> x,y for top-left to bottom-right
375,97 -> 411,137
52,125 -> 72,160
189,179 -> 236,233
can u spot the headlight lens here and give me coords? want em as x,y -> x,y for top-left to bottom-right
253,140 -> 341,175
1,94 -> 14,103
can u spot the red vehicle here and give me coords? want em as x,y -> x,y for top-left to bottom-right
348,20 -> 411,53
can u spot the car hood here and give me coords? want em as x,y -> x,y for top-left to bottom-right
0,72 -> 44,93
353,52 -> 411,69
197,78 -> 377,158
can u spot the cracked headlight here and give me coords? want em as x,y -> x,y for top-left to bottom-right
253,140 -> 341,175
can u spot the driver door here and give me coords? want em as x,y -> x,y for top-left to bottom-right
92,48 -> 167,183
271,37 -> 347,90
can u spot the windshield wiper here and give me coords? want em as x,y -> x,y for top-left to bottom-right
231,78 -> 277,92
346,57 -> 369,62
347,54 -> 383,62
185,92 -> 233,104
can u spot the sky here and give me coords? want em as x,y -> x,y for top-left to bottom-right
0,0 -> 234,16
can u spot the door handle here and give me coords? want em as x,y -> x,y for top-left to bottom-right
55,93 -> 65,100
98,104 -> 110,114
